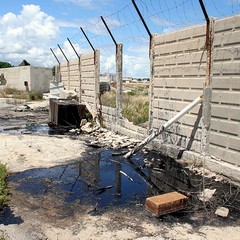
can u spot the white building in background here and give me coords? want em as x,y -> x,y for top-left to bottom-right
0,66 -> 52,93
100,73 -> 116,83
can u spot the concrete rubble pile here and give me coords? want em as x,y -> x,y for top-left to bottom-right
69,119 -> 141,150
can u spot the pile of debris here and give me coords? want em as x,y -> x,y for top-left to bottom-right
69,120 -> 141,150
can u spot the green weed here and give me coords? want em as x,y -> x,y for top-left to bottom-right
122,95 -> 149,125
100,87 -> 149,125
0,164 -> 9,210
28,91 -> 43,101
0,87 -> 28,99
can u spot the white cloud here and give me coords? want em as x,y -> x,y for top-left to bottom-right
55,19 -> 82,28
0,4 -> 60,67
54,0 -> 110,8
0,4 -> 150,77
100,51 -> 149,78
123,54 -> 149,78
150,16 -> 176,27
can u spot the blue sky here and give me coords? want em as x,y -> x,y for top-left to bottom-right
0,0 -> 239,77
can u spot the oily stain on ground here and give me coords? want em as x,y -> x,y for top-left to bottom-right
0,122 -> 67,135
4,147 -> 240,226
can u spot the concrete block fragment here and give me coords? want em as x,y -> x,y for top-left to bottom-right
146,192 -> 188,217
215,207 -> 229,217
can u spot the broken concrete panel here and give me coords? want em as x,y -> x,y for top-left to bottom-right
59,89 -> 78,100
146,192 -> 188,217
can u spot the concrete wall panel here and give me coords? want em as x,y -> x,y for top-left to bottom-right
209,16 -> 240,165
152,14 -> 240,166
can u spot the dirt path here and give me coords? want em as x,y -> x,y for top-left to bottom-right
0,100 -> 240,240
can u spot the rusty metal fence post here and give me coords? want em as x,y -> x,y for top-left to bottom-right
199,0 -> 214,156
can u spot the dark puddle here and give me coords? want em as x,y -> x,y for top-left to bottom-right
0,122 -> 66,135
0,207 -> 23,225
6,148 -> 240,225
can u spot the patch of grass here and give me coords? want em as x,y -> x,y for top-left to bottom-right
0,231 -> 7,240
122,95 -> 149,125
100,90 -> 116,108
100,88 -> 149,125
0,163 -> 9,210
4,87 -> 19,95
28,91 -> 43,101
0,87 -> 28,99
0,230 -> 9,240
127,87 -> 148,96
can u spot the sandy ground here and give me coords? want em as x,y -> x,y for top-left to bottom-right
0,99 -> 240,240
0,134 -> 85,173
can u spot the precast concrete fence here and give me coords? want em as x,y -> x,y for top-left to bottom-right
56,14 -> 240,179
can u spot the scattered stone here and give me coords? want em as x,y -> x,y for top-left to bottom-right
121,142 -> 132,148
214,175 -> 224,182
81,122 -> 97,133
12,105 -> 29,112
22,131 -> 32,134
80,119 -> 88,127
198,188 -> 216,202
84,141 -> 103,148
88,203 -> 99,216
215,207 -> 229,217
69,128 -> 80,134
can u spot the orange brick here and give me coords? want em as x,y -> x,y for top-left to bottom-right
146,192 -> 188,216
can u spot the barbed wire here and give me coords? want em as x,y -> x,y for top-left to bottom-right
53,0 -> 240,66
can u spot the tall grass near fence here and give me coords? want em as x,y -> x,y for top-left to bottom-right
101,86 -> 149,125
